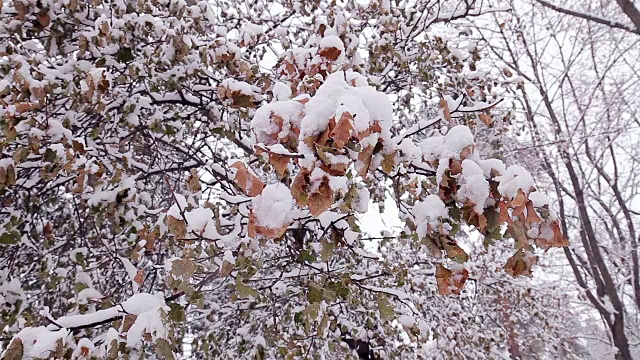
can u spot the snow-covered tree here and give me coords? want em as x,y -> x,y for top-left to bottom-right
0,0 -> 575,358
472,0 -> 640,358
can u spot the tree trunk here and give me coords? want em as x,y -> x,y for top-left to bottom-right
612,316 -> 633,360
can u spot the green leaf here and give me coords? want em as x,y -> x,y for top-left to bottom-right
321,239 -> 335,262
155,338 -> 176,360
176,280 -> 196,297
448,222 -> 460,236
304,302 -> 319,320
90,127 -> 100,139
171,259 -> 197,278
236,281 -> 259,299
485,207 -> 500,232
189,291 -> 205,309
116,47 -> 135,63
74,282 -> 89,294
106,339 -> 119,360
307,284 -> 323,303
449,204 -> 462,221
323,288 -> 337,302
296,249 -> 316,264
326,281 -> 350,299
377,294 -> 394,321
317,314 -> 329,336
43,148 -> 57,162
168,303 -> 185,322
0,231 -> 20,245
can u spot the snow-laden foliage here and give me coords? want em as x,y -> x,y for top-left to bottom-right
0,0 -> 576,359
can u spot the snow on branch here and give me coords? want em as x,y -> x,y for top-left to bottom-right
3,293 -> 172,359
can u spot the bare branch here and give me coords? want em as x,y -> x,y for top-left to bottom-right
535,0 -> 640,35
615,0 -> 640,29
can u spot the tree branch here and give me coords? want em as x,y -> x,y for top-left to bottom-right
535,0 -> 640,35
615,0 -> 640,30
55,292 -> 186,334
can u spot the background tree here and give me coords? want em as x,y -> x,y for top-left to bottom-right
0,1 -> 575,359
472,0 -> 640,358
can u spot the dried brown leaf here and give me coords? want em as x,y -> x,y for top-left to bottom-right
230,161 -> 264,197
134,270 -> 144,285
439,99 -> 451,121
498,201 -> 511,224
248,211 -> 290,239
443,240 -> 470,263
435,264 -> 469,295
460,145 -> 475,160
2,337 -> 23,360
122,314 -> 137,333
14,1 -> 26,21
479,113 -> 493,126
535,222 -> 569,250
330,113 -> 355,149
37,11 -> 50,28
504,250 -> 537,277
511,189 -> 528,207
507,220 -> 529,248
167,216 -> 187,239
381,151 -> 396,175
291,169 -> 310,207
308,179 -> 333,217
357,145 -> 375,177
525,200 -> 542,226
187,168 -> 201,192
318,46 -> 342,61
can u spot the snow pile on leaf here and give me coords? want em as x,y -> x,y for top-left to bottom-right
246,70 -> 398,227
249,184 -> 294,238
